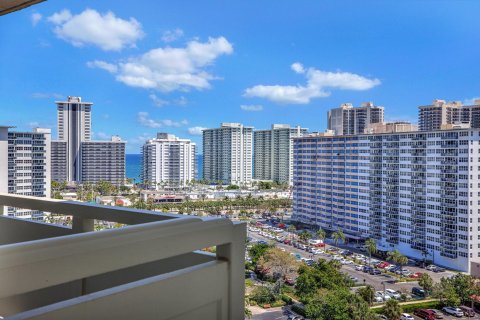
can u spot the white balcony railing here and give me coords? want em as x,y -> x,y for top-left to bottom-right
0,193 -> 245,320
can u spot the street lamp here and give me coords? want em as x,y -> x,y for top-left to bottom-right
382,281 -> 386,298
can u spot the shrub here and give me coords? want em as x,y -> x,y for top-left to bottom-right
400,301 -> 441,313
281,294 -> 293,305
249,286 -> 277,305
291,304 -> 306,317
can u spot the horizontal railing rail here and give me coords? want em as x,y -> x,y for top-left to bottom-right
0,193 -> 246,320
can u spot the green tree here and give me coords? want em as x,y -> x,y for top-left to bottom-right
418,273 -> 433,296
332,229 -> 346,247
433,278 -> 461,306
257,247 -> 298,280
383,299 -> 402,320
365,238 -> 377,267
357,285 -> 376,306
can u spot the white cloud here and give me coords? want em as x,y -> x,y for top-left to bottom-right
48,9 -> 144,51
31,13 -> 42,26
86,60 -> 118,73
188,126 -> 207,135
244,62 -> 381,104
240,104 -> 263,112
464,97 -> 480,105
149,94 -> 188,107
149,94 -> 169,107
32,92 -> 64,99
137,112 -> 188,128
161,28 -> 184,42
291,62 -> 305,74
90,36 -> 233,92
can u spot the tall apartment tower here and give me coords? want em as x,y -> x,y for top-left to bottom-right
292,129 -> 480,273
0,126 -> 51,220
141,133 -> 196,189
52,96 -> 126,185
254,124 -> 307,184
203,123 -> 253,185
327,102 -> 384,135
56,96 -> 92,182
419,99 -> 480,131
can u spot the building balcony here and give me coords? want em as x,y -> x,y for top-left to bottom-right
0,193 -> 245,319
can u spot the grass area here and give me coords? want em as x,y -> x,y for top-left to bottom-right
371,299 -> 441,314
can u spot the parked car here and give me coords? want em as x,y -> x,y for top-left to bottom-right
385,289 -> 401,300
410,272 -> 423,279
363,266 -> 373,273
355,264 -> 364,271
460,305 -> 475,317
376,315 -> 388,320
400,313 -> 415,320
369,268 -> 382,275
413,309 -> 436,320
427,309 -> 444,319
376,291 -> 391,301
442,306 -> 464,317
426,264 -> 438,271
412,287 -> 426,297
434,266 -> 446,273
374,292 -> 384,303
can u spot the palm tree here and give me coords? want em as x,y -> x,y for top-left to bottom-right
299,230 -> 311,243
365,238 -> 377,267
383,299 -> 402,320
316,228 -> 327,249
332,229 -> 346,247
387,249 -> 402,264
397,255 -> 408,274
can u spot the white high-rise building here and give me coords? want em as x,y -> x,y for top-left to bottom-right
203,123 -> 253,185
52,96 -> 126,186
56,96 -> 92,182
327,102 -> 384,135
0,126 -> 51,220
254,124 -> 307,184
292,129 -> 480,272
141,133 -> 196,189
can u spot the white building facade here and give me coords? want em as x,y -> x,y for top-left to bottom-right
0,126 -> 51,220
141,133 -> 196,189
293,129 -> 480,272
203,123 -> 253,185
254,124 -> 307,184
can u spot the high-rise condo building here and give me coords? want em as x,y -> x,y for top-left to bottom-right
56,96 -> 92,182
254,124 -> 308,184
81,136 -> 126,185
292,129 -> 480,272
0,126 -> 51,220
141,133 -> 196,189
327,102 -> 384,135
203,123 -> 253,185
51,96 -> 126,185
419,99 -> 480,131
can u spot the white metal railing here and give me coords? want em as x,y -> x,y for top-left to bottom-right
0,193 -> 246,320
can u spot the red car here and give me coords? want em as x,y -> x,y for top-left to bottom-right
377,262 -> 390,269
410,272 -> 423,279
283,239 -> 292,245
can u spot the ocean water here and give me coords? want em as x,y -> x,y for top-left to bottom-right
126,154 -> 203,181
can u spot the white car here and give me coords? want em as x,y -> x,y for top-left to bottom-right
400,313 -> 414,320
355,264 -> 364,271
374,293 -> 384,303
385,289 -> 401,300
442,306 -> 464,317
376,291 -> 391,301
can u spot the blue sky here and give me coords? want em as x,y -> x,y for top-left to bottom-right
1,0 -> 479,153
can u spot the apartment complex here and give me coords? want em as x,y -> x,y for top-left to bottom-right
292,129 -> 480,272
141,133 -> 196,189
254,124 -> 308,184
419,99 -> 480,131
203,123 -> 253,185
327,102 -> 384,135
81,136 -> 126,185
0,126 -> 51,220
51,96 -> 126,185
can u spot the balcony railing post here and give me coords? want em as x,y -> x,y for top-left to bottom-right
217,222 -> 246,320
72,216 -> 94,233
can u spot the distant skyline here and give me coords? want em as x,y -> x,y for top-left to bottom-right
1,1 -> 479,153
